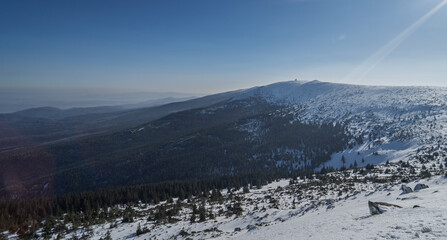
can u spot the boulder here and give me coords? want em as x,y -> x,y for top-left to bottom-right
414,183 -> 429,191
247,225 -> 258,232
401,185 -> 413,194
368,201 -> 402,215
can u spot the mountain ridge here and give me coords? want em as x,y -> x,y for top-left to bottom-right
1,80 -> 447,198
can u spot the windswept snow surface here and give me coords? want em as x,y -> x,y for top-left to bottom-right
237,81 -> 447,116
317,140 -> 420,170
236,80 -> 447,137
230,176 -> 447,240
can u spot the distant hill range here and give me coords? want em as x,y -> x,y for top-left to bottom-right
1,80 -> 447,198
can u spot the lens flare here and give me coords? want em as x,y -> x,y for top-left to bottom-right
344,0 -> 447,83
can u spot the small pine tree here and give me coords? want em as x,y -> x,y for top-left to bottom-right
136,223 -> 143,236
199,205 -> 206,222
192,204 -> 198,215
208,208 -> 215,219
190,213 -> 196,223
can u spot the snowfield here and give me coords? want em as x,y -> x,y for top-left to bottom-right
48,173 -> 447,240
231,176 -> 447,240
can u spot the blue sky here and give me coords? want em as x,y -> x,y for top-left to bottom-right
1,0 -> 446,93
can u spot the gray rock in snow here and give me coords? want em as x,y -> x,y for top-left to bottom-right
248,226 -> 258,232
401,185 -> 413,194
414,183 -> 429,191
326,200 -> 335,210
368,201 -> 402,215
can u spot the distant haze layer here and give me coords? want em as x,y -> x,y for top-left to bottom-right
0,88 -> 200,113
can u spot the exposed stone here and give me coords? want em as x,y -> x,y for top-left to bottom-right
414,183 -> 429,191
401,185 -> 413,194
368,201 -> 402,215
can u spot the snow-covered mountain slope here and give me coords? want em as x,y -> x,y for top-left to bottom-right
34,147 -> 446,240
231,176 -> 447,240
231,80 -> 447,169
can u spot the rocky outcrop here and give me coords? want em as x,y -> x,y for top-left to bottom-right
368,201 -> 402,215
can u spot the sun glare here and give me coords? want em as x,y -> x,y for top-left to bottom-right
344,0 -> 447,84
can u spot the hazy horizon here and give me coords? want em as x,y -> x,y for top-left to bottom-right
0,87 -> 200,113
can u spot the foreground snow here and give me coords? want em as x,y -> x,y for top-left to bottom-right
45,157 -> 446,240
230,176 -> 447,240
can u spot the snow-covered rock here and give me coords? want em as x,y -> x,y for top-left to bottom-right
368,201 -> 402,215
401,185 -> 413,194
414,183 -> 429,191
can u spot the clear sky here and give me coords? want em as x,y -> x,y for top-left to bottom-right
1,0 -> 446,94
